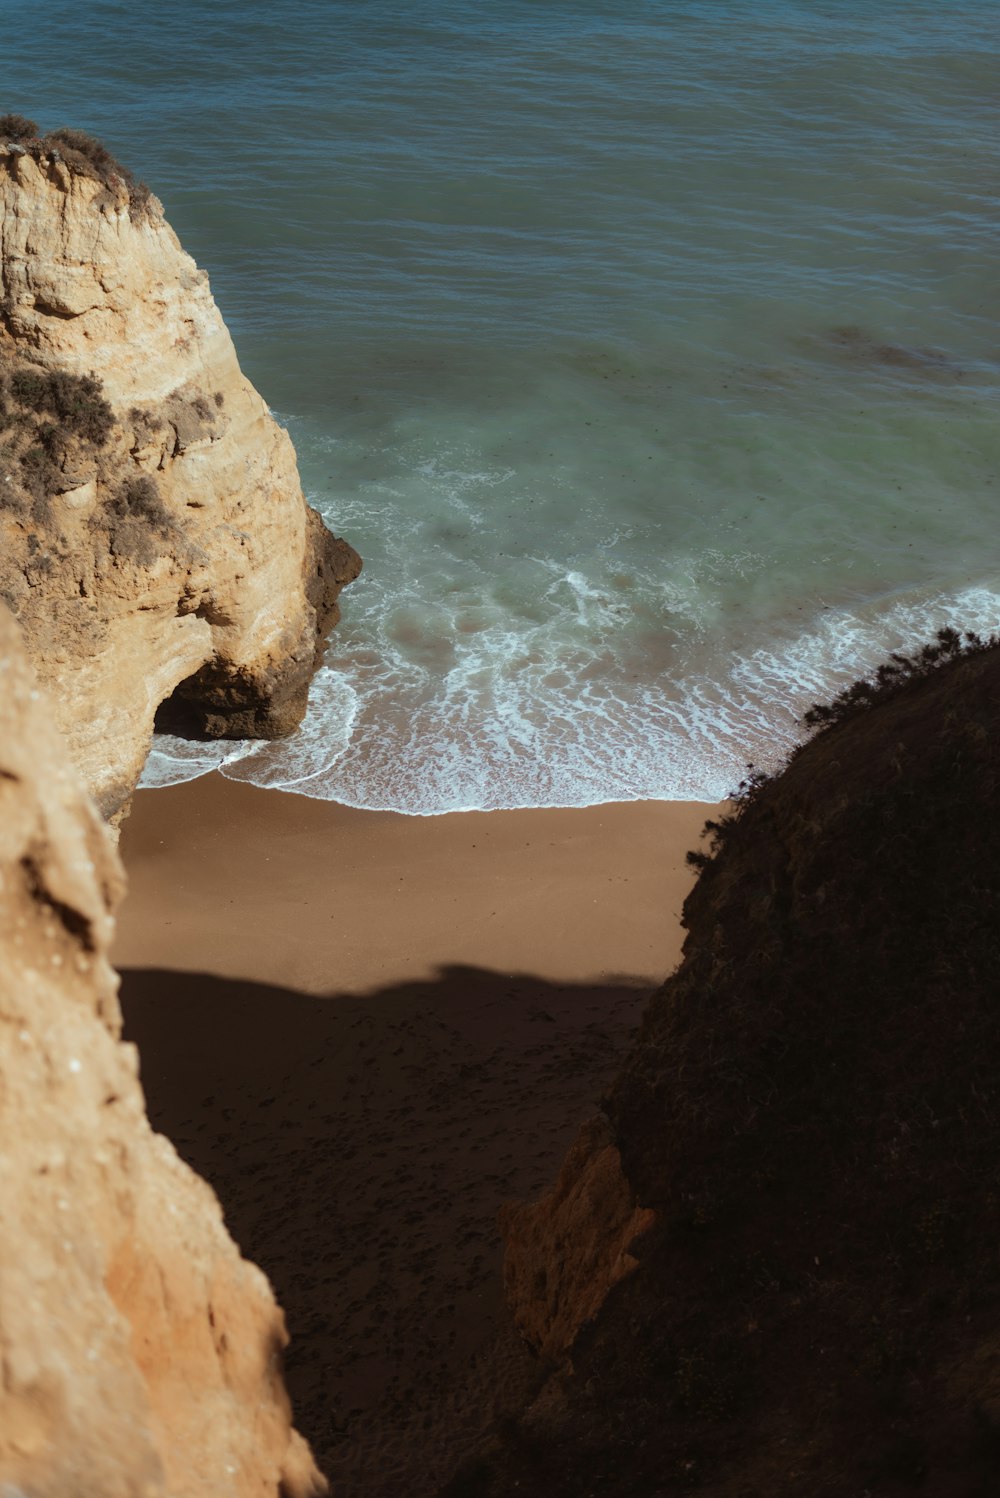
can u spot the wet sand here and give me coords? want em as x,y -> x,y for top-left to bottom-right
115,775 -> 715,1495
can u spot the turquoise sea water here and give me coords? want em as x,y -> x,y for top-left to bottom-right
4,0 -> 999,811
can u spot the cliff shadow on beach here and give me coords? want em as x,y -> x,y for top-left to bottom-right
119,964 -> 653,1498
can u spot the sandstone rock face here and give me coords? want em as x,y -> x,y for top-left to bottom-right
0,606 -> 326,1496
499,1114 -> 655,1365
0,142 -> 360,817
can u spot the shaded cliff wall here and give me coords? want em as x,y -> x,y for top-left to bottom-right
0,604 -> 326,1497
460,638 -> 1000,1497
0,132 -> 359,817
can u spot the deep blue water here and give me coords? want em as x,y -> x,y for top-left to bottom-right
4,0 -> 998,810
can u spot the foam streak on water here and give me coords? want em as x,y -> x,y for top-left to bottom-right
5,0 -> 998,812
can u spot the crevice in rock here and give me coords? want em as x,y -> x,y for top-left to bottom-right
20,852 -> 95,951
30,297 -> 82,320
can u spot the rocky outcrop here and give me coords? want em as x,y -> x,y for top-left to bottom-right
0,604 -> 326,1497
0,129 -> 360,818
499,1115 -> 654,1365
455,635 -> 1000,1497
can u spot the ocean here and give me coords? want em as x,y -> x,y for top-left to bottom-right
4,0 -> 998,812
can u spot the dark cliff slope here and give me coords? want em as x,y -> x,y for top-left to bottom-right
450,637 -> 1000,1497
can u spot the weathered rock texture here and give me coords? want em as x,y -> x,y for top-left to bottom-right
456,635 -> 1000,1498
0,133 -> 360,817
499,1115 -> 654,1365
0,605 -> 326,1497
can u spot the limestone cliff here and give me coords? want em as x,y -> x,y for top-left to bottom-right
456,633 -> 1000,1497
0,124 -> 360,818
0,604 -> 326,1497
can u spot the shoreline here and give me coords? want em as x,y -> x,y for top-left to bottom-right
113,774 -> 718,1495
141,762 -> 725,818
135,581 -> 1000,822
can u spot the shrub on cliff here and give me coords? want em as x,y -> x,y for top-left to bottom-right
109,474 -> 172,527
45,126 -> 152,218
801,625 -> 996,730
17,444 -> 57,520
46,127 -> 119,177
102,475 -> 175,565
9,366 -> 114,446
0,358 -> 117,522
687,628 -> 998,875
0,113 -> 39,141
0,117 -> 153,218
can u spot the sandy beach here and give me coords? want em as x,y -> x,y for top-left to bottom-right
115,775 -> 715,1495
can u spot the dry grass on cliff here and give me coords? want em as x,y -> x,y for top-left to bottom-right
0,355 -> 113,522
103,473 -> 176,565
0,353 -> 177,578
0,113 -> 152,218
451,637 -> 1000,1498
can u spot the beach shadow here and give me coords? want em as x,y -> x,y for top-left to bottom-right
119,965 -> 653,1498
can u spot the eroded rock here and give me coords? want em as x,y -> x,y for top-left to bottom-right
0,141 -> 360,817
0,605 -> 326,1496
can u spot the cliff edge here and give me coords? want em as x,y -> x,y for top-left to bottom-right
455,634 -> 1000,1497
0,120 -> 360,818
0,603 -> 326,1496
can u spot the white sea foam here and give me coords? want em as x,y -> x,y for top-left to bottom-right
139,669 -> 359,791
139,583 -> 1000,812
138,737 -> 246,790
